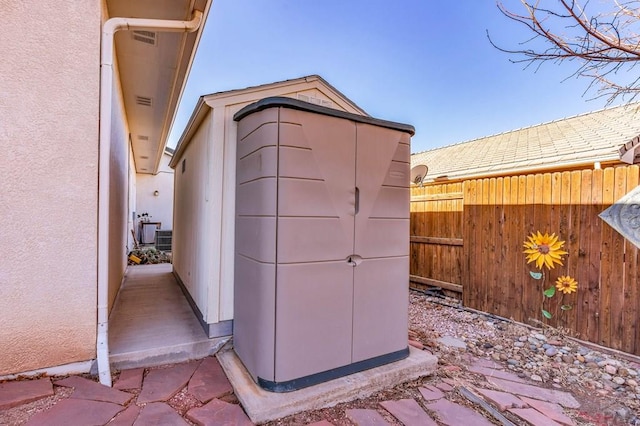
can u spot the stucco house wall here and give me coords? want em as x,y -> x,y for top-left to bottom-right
0,0 -> 211,380
136,152 -> 175,236
0,1 -> 102,375
170,76 -> 367,337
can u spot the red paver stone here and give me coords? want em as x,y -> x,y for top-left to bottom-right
188,357 -> 233,403
426,398 -> 494,426
108,404 -> 141,426
487,378 -> 580,409
0,378 -> 53,410
379,399 -> 437,426
114,368 -> 144,390
509,408 -> 563,426
418,385 -> 444,401
434,382 -> 454,392
186,398 -> 254,425
519,396 -> 575,425
475,387 -> 528,411
133,402 -> 189,425
468,365 -> 528,384
25,398 -> 123,425
306,421 -> 335,426
55,376 -> 133,405
345,408 -> 391,426
470,357 -> 502,369
137,360 -> 200,403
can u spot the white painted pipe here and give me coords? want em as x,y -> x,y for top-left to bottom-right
97,10 -> 203,387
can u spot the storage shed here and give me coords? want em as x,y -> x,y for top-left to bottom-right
169,76 -> 368,337
233,97 -> 414,391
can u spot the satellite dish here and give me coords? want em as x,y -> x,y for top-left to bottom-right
410,164 -> 428,186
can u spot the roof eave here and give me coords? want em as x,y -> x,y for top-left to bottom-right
619,135 -> 640,164
151,0 -> 213,174
169,96 -> 209,169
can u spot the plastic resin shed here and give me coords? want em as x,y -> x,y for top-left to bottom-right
233,97 -> 414,392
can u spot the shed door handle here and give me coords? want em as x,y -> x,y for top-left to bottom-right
354,187 -> 360,215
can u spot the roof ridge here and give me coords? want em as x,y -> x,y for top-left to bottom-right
412,102 -> 639,156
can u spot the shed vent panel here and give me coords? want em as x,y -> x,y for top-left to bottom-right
296,94 -> 333,108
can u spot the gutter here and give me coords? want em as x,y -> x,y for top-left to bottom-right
98,10 -> 203,387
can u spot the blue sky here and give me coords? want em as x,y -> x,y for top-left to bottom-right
168,1 -> 620,154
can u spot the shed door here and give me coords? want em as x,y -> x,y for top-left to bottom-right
274,110 -> 356,382
352,124 -> 410,362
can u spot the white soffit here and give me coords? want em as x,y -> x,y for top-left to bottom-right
106,0 -> 210,174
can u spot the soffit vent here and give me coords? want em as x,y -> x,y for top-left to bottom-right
132,30 -> 157,46
297,93 -> 333,108
138,135 -> 149,141
136,96 -> 153,107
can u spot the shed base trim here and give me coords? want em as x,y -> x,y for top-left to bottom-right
257,347 -> 410,393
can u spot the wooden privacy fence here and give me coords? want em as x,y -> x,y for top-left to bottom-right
410,165 -> 640,356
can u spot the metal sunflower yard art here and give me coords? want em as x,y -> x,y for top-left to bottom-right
523,231 -> 577,320
523,231 -> 567,269
555,275 -> 578,295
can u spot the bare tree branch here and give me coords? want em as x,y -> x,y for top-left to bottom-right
489,0 -> 640,103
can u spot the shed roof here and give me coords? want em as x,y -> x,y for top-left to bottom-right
411,103 -> 640,181
170,75 -> 367,168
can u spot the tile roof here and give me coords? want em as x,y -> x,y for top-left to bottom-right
411,103 -> 640,181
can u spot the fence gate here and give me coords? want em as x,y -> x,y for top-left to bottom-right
410,182 -> 464,297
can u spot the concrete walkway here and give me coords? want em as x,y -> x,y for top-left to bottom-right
109,264 -> 228,369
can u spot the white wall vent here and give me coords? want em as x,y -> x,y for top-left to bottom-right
297,93 -> 333,108
132,30 -> 157,46
136,96 -> 153,107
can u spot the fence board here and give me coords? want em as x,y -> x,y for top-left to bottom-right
610,167 -> 628,351
600,168 -> 615,348
623,166 -> 639,354
464,180 -> 478,306
576,170 -> 593,341
565,170 -> 582,332
588,169 -> 603,344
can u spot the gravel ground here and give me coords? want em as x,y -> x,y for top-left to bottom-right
407,290 -> 640,425
271,290 -> 640,425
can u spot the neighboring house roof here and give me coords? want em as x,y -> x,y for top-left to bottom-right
411,103 -> 640,182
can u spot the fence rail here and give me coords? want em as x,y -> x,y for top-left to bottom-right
410,165 -> 640,356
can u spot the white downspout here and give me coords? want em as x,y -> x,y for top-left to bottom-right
98,10 -> 203,386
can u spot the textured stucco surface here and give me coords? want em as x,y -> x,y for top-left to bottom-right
0,1 -> 101,374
